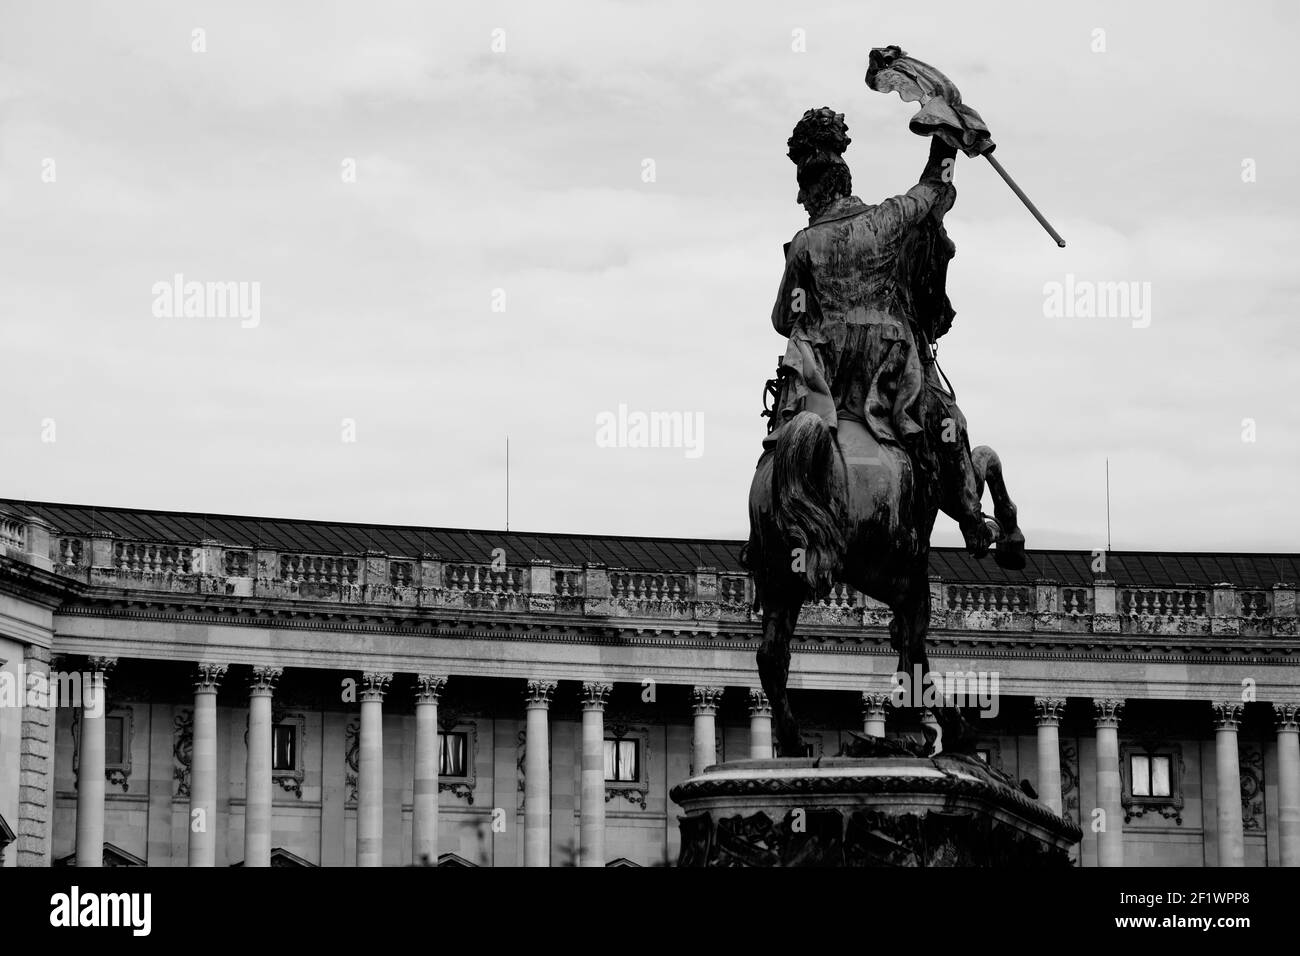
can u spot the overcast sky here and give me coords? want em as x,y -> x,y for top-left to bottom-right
2,0 -> 1297,553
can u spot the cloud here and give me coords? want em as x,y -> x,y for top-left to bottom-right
0,0 -> 1296,552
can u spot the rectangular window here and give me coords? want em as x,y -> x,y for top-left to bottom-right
104,715 -> 125,766
603,738 -> 639,782
975,748 -> 991,764
273,724 -> 297,772
439,732 -> 467,777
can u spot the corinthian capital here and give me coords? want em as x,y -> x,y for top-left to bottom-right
194,663 -> 229,693
748,689 -> 771,718
359,672 -> 392,702
249,665 -> 283,697
1212,701 -> 1243,730
1274,702 -> 1300,733
523,679 -> 558,707
580,681 -> 613,710
86,656 -> 118,677
1093,698 -> 1124,729
413,674 -> 447,704
1034,698 -> 1067,726
860,692 -> 889,721
692,686 -> 724,716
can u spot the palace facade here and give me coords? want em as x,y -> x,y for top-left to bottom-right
1,498 -> 1297,868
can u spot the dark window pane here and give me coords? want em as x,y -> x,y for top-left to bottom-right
104,716 -> 124,766
273,725 -> 296,771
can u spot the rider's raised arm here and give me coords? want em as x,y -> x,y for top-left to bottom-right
874,137 -> 959,237
771,232 -> 809,337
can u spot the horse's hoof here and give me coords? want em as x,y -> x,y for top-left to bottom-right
994,530 -> 1026,571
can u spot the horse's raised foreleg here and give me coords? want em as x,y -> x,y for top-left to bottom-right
757,598 -> 803,757
971,445 -> 1025,570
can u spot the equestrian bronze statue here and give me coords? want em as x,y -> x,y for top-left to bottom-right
743,51 -> 1046,757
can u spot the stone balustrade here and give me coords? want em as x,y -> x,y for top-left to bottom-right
0,509 -> 1294,638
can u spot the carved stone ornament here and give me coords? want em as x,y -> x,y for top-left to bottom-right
524,679 -> 557,706
173,709 -> 193,798
1239,744 -> 1265,832
1034,698 -> 1066,726
691,686 -> 724,715
414,674 -> 448,704
344,718 -> 360,805
581,681 -> 613,710
359,672 -> 392,702
1093,699 -> 1124,729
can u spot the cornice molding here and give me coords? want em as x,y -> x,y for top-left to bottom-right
47,602 -> 1300,666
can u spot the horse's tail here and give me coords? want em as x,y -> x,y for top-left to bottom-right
772,411 -> 845,594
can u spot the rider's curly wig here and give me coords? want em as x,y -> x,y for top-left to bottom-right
787,107 -> 851,166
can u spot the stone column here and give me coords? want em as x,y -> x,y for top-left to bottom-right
75,657 -> 116,867
523,679 -> 557,867
691,686 -> 724,772
861,692 -> 888,739
356,672 -> 391,867
243,665 -> 282,868
579,681 -> 612,867
1093,698 -> 1124,867
1275,703 -> 1300,867
412,674 -> 447,867
1212,701 -> 1245,867
748,690 -> 773,759
188,662 -> 227,867
1034,698 -> 1066,816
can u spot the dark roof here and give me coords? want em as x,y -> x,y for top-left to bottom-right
2,498 -> 1297,588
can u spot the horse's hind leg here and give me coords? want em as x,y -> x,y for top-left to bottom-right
757,597 -> 803,757
972,445 -> 1026,571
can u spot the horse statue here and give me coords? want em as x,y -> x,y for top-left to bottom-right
742,106 -> 1025,758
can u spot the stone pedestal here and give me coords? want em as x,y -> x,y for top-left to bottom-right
671,756 -> 1081,867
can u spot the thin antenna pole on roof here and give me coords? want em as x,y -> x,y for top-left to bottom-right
1106,458 -> 1112,552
